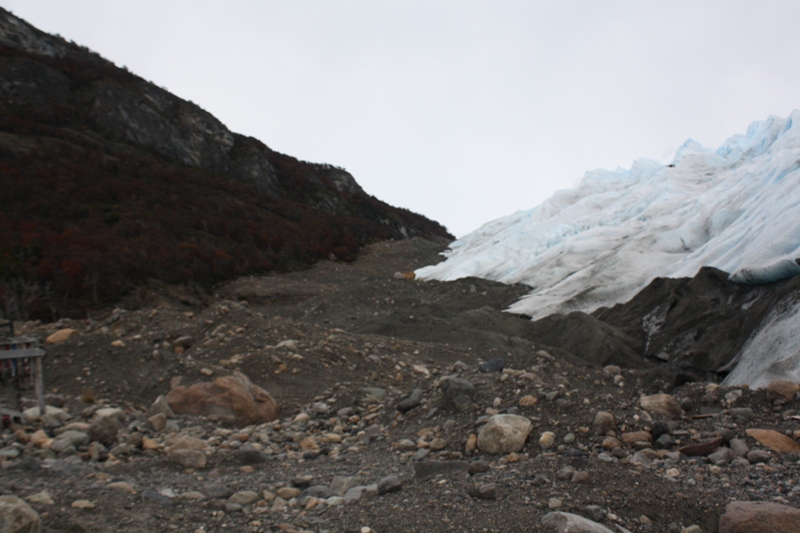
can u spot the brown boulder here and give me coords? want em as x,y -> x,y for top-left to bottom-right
746,429 -> 800,454
639,394 -> 682,418
719,501 -> 800,533
45,328 -> 76,344
766,380 -> 800,403
166,372 -> 279,427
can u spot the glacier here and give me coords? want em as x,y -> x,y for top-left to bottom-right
417,110 -> 800,386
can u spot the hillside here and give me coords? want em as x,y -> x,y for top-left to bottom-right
0,7 -> 450,321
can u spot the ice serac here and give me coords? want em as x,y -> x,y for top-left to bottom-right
417,110 -> 800,322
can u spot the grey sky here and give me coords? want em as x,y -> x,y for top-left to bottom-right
4,1 -> 800,237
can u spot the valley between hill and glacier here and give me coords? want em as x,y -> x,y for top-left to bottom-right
4,75 -> 800,532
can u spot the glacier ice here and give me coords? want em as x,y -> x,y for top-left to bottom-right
417,110 -> 800,322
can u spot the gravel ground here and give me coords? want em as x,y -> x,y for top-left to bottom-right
2,238 -> 800,532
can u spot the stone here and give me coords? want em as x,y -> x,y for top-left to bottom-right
377,475 -> 402,495
519,395 -> 539,407
479,358 -> 505,372
24,491 -> 54,506
746,449 -> 773,464
165,371 -> 279,427
708,447 -> 735,466
766,380 -> 800,403
730,408 -> 754,421
621,431 -> 652,444
602,436 -> 622,450
539,431 -> 556,450
148,413 -> 167,432
746,429 -> 800,453
477,414 -> 532,455
46,328 -> 76,344
396,389 -> 424,413
729,438 -> 749,457
22,406 -> 69,424
679,437 -> 723,457
465,433 -> 478,453
440,377 -> 476,410
29,430 -> 50,449
70,500 -> 95,509
571,471 -> 590,483
719,500 -> 800,533
474,483 -> 497,500
169,450 -> 206,469
147,395 -> 175,419
541,511 -> 615,532
87,416 -> 119,447
0,495 -> 41,532
592,411 -> 616,435
107,481 -> 135,493
51,431 -> 90,454
275,487 -> 301,500
468,460 -> 490,475
640,394 -> 682,418
228,491 -> 259,506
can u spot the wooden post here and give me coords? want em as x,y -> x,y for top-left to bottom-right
34,356 -> 45,416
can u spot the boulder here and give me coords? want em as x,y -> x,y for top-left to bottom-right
746,429 -> 800,454
45,328 -> 75,345
766,380 -> 800,403
165,372 -> 278,427
541,511 -> 615,532
477,414 -> 532,454
719,500 -> 800,533
87,416 -> 119,447
639,394 -> 682,418
0,495 -> 41,533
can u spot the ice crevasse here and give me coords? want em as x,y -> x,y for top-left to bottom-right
416,111 -> 800,387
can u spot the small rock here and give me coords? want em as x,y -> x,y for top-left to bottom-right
377,475 -> 402,495
592,411 -> 616,435
539,431 -> 556,450
396,389 -> 424,413
479,358 -> 505,373
71,500 -> 95,509
25,490 -> 54,505
228,491 -> 259,506
746,449 -> 773,464
46,328 -> 76,344
107,481 -> 135,493
474,483 -> 497,500
275,487 -> 301,500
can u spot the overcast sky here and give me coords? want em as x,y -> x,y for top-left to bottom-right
4,1 -> 800,237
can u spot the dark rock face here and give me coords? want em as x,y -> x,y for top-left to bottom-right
90,80 -> 234,174
516,266 -> 800,384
